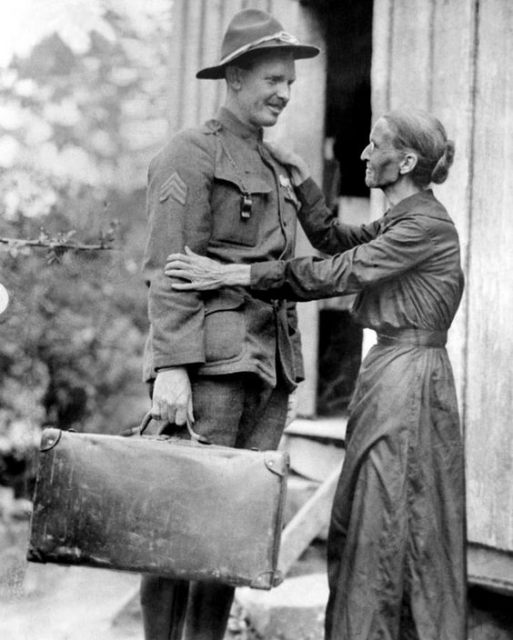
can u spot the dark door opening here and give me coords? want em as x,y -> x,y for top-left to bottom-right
306,0 -> 373,416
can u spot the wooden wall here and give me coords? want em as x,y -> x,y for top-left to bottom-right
165,0 -> 326,416
373,0 -> 513,577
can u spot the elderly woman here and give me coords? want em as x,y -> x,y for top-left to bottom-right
165,110 -> 466,640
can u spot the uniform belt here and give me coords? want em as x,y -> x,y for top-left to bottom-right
377,328 -> 447,348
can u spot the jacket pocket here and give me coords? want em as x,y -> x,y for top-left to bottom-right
203,290 -> 245,362
211,170 -> 272,247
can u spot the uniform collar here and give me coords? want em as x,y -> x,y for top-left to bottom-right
217,107 -> 264,144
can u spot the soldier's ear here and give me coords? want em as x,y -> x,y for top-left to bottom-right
225,65 -> 243,90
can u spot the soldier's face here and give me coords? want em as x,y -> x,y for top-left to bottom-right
235,53 -> 296,129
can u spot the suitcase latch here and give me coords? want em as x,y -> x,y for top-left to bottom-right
264,452 -> 289,477
40,428 -> 62,451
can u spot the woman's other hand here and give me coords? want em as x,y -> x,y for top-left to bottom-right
266,141 -> 311,185
165,247 -> 251,290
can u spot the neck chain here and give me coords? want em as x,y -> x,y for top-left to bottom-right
219,139 -> 254,220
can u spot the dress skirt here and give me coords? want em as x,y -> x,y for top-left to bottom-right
325,339 -> 467,640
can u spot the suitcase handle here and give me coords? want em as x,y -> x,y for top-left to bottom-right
123,412 -> 211,445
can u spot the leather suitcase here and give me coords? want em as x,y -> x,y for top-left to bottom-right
27,420 -> 289,590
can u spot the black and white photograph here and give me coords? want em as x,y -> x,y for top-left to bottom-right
1,1 -> 513,639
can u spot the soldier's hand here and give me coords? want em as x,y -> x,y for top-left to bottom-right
152,367 -> 194,427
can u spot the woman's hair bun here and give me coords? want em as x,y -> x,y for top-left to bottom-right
431,139 -> 455,185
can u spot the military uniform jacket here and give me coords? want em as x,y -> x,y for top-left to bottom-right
142,107 -> 304,391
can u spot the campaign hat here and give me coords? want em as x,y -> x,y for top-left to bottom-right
196,9 -> 320,80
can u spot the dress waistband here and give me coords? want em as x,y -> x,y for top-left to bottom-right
377,328 -> 447,348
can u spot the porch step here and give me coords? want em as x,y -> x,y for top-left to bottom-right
235,571 -> 328,640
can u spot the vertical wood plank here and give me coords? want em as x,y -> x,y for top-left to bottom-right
430,0 -> 477,422
369,0 -> 393,222
196,0 -> 226,124
371,0 -> 432,215
388,0 -> 433,110
167,0 -> 186,132
168,0 -> 245,132
179,0 -> 204,130
465,0 -> 513,551
371,0 -> 393,119
241,0 -> 269,11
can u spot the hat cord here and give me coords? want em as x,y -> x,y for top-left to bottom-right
220,31 -> 299,67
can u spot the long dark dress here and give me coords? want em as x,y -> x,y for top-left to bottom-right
251,180 -> 467,640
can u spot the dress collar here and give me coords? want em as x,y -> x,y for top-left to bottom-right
384,189 -> 451,224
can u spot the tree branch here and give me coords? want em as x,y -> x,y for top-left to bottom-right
0,237 -> 115,251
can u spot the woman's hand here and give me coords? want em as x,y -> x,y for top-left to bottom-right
266,141 -> 311,186
165,247 -> 227,290
165,247 -> 251,290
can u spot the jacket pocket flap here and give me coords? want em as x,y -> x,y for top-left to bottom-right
214,169 -> 272,195
204,290 -> 245,315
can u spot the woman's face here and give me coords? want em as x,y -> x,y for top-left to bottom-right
361,118 -> 404,189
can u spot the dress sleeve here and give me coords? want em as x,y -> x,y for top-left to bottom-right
250,215 -> 434,302
296,177 -> 380,255
142,131 -> 214,369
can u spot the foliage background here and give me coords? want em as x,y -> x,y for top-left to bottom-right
0,0 -> 173,493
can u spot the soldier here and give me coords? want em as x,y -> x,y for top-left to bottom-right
141,9 -> 319,640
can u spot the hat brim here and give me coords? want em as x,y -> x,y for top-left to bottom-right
196,43 -> 320,80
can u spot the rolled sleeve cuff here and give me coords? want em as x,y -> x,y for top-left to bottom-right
153,352 -> 205,370
296,176 -> 325,210
250,261 -> 287,292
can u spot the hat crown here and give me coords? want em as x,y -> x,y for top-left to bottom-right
196,8 -> 319,79
221,9 -> 284,60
